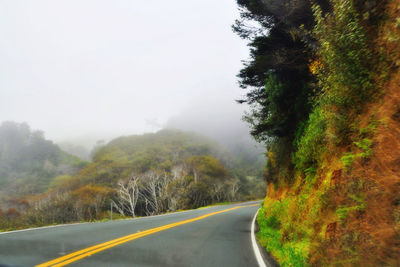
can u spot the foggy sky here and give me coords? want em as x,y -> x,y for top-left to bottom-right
0,0 -> 250,147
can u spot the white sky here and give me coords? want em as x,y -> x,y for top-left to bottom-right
0,0 -> 249,145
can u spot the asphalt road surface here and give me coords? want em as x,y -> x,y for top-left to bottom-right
0,201 -> 263,267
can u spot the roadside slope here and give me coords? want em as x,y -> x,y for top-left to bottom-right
256,0 -> 400,266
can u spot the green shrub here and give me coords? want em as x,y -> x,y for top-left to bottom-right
340,153 -> 356,168
336,203 -> 366,224
312,0 -> 376,146
313,0 -> 374,108
340,138 -> 373,168
265,215 -> 280,229
354,138 -> 373,157
294,0 -> 376,174
257,204 -> 310,267
293,107 -> 327,171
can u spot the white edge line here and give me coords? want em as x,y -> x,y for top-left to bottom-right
0,221 -> 90,235
252,208 -> 267,267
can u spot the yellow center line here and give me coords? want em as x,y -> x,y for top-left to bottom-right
36,204 -> 259,267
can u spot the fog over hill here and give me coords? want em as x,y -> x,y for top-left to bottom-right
55,94 -> 266,165
165,94 -> 265,162
0,0 -> 249,144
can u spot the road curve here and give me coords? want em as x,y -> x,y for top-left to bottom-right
0,201 -> 262,267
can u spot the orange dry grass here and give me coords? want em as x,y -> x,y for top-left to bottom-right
355,73 -> 400,266
320,73 -> 400,267
312,73 -> 400,267
265,183 -> 288,202
312,1 -> 400,265
351,0 -> 400,264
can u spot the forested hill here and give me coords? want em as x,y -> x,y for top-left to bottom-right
0,128 -> 265,231
234,0 -> 400,266
93,129 -> 231,175
90,129 -> 264,187
54,129 -> 265,199
0,121 -> 86,198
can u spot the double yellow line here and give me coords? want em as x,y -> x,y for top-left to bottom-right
36,204 -> 259,267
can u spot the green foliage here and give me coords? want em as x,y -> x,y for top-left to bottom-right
49,175 -> 73,190
80,130 -> 230,186
76,129 -> 265,202
293,0 -> 376,174
257,205 -> 309,267
314,0 -> 374,101
304,167 -> 317,185
244,74 -> 313,143
359,121 -> 377,137
0,121 -> 86,198
59,151 -> 88,169
186,156 -> 227,179
265,214 -> 280,229
234,0 -> 316,146
339,180 -> 367,220
293,108 -> 327,171
336,203 -> 366,224
340,138 -> 373,169
265,138 -> 295,184
340,153 -> 356,168
313,0 -> 376,144
354,138 -> 373,157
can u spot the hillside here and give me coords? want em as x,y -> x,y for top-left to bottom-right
0,121 -> 87,200
234,0 -> 400,266
0,129 -> 265,231
53,129 -> 265,201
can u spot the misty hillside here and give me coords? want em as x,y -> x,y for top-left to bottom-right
63,129 -> 264,195
0,121 -> 87,198
165,96 -> 266,177
0,128 -> 265,230
75,129 -> 232,185
57,142 -> 91,161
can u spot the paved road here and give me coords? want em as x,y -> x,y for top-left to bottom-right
0,201 -> 262,267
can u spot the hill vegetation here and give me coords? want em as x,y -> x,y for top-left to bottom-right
0,128 -> 265,231
0,121 -> 86,200
235,0 -> 400,265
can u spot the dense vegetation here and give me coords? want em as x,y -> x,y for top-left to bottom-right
0,128 -> 265,231
235,0 -> 399,265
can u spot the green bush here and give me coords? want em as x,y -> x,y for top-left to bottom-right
293,0 -> 376,174
340,153 -> 356,168
340,138 -> 373,169
314,0 -> 374,107
293,107 -> 327,171
257,205 -> 309,267
265,215 -> 280,229
336,203 -> 366,224
354,138 -> 373,157
312,0 -> 376,145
